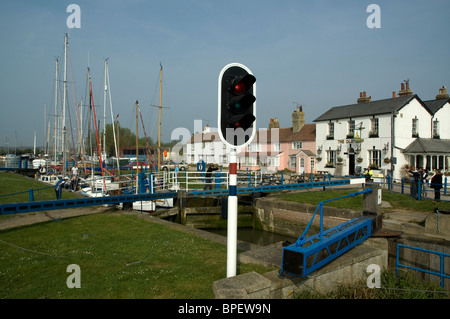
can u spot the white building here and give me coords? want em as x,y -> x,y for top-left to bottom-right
314,83 -> 450,180
186,125 -> 228,166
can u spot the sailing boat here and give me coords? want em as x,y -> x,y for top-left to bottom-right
115,100 -> 155,212
80,66 -> 122,196
130,100 -> 155,212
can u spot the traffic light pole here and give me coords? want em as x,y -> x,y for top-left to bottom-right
218,62 -> 256,278
227,149 -> 238,278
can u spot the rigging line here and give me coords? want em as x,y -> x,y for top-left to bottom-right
0,239 -> 66,259
89,77 -> 107,191
67,44 -> 84,163
65,84 -> 76,157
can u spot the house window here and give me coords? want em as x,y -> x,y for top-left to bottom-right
292,141 -> 302,149
326,150 -> 336,167
412,117 -> 419,137
247,156 -> 257,166
190,143 -> 194,151
268,156 -> 280,167
273,142 -> 280,152
327,122 -> 334,139
247,143 -> 260,152
191,155 -> 195,162
369,149 -> 381,168
299,158 -> 305,169
310,158 -> 315,171
289,156 -> 296,168
370,118 -> 379,137
348,120 -> 355,138
433,119 -> 439,138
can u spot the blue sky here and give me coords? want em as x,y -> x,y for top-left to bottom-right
0,0 -> 449,149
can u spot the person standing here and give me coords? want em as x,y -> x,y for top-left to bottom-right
71,164 -> 79,191
55,178 -> 66,199
204,164 -> 219,190
408,166 -> 420,199
430,170 -> 443,201
71,163 -> 78,177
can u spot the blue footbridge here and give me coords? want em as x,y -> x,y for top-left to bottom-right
0,171 -> 366,216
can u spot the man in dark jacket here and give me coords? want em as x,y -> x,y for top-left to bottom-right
204,164 -> 219,190
430,170 -> 443,201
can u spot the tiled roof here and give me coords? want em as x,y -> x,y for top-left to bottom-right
314,95 -> 432,122
189,124 -> 316,143
423,98 -> 450,114
403,138 -> 450,154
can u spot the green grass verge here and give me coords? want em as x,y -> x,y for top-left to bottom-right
295,270 -> 448,299
279,188 -> 450,212
0,172 -> 82,204
0,213 -> 274,299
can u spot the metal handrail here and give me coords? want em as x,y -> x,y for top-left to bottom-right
396,244 -> 450,288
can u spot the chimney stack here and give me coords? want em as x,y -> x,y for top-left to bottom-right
435,85 -> 449,100
292,106 -> 305,133
357,91 -> 371,103
269,118 -> 280,129
398,80 -> 413,96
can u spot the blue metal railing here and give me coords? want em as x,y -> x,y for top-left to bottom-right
385,176 -> 448,202
396,244 -> 450,288
280,188 -> 373,277
0,178 -> 366,215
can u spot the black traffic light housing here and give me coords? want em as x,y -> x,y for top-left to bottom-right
218,63 -> 256,148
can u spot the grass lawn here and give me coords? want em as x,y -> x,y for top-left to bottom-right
0,212 -> 273,299
0,172 -> 82,204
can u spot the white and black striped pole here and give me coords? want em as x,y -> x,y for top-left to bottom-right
218,63 -> 256,278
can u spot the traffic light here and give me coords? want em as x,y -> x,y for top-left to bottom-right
218,63 -> 256,148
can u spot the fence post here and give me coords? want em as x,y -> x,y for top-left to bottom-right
177,191 -> 187,225
445,177 -> 447,195
28,188 -> 34,201
418,179 -> 422,200
401,177 -> 404,194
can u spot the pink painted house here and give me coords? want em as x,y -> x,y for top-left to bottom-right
238,106 -> 316,174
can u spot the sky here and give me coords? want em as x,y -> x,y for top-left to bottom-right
0,0 -> 449,150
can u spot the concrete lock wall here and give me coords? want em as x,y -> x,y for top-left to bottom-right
214,187 -> 388,299
213,238 -> 388,299
213,186 -> 450,298
253,197 -> 362,238
388,235 -> 450,291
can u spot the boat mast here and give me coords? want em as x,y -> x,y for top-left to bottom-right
103,58 -> 107,159
87,68 -> 93,182
54,58 -> 59,164
89,68 -> 107,192
62,33 -> 68,176
135,100 -> 139,193
105,62 -> 120,174
158,63 -> 162,170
